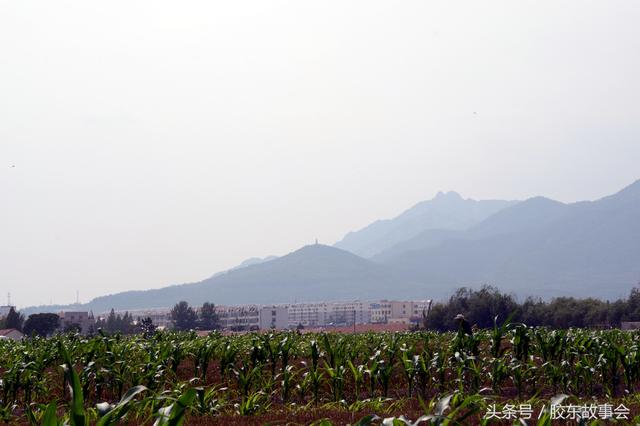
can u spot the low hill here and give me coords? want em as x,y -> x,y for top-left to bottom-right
26,245 -> 426,314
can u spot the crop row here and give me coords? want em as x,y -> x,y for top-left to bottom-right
3,325 -> 640,424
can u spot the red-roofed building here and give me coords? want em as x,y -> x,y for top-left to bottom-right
0,328 -> 24,340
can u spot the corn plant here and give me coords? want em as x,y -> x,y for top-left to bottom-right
400,344 -> 419,397
154,387 -> 196,426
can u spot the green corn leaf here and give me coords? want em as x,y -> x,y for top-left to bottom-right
40,402 -> 59,426
154,388 -> 197,426
96,385 -> 147,426
58,341 -> 85,426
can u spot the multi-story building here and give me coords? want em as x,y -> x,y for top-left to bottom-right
285,301 -> 371,328
370,301 -> 392,323
286,302 -> 329,328
216,305 -> 288,331
258,306 -> 289,330
217,305 -> 260,331
59,311 -> 95,334
125,309 -> 173,329
327,301 -> 371,325
110,305 -> 287,332
368,300 -> 432,324
390,300 -> 431,323
90,299 -> 430,332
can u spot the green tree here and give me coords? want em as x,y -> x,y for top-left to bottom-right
121,312 -> 133,333
198,302 -> 221,330
171,301 -> 197,331
5,307 -> 24,331
138,316 -> 156,337
106,308 -> 117,332
101,309 -> 134,334
23,313 -> 60,337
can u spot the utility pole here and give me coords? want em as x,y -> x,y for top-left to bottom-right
7,292 -> 10,306
353,309 -> 356,333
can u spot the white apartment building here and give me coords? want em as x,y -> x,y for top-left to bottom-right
370,301 -> 392,323
258,306 -> 289,330
285,301 -> 371,328
215,305 -> 288,331
125,309 -> 173,329
113,305 -> 287,332
216,305 -> 260,331
286,302 -> 329,327
94,298 -> 430,332
360,300 -> 432,324
329,301 -> 371,325
390,300 -> 431,322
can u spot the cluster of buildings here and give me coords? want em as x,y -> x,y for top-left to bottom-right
0,299 -> 432,338
126,299 -> 431,332
285,299 -> 431,329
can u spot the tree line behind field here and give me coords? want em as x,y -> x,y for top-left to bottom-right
10,287 -> 640,336
0,301 -> 221,337
426,285 -> 640,331
169,301 -> 220,331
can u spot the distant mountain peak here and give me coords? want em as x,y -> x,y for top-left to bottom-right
374,178 -> 640,300
287,243 -> 359,259
22,178 -> 640,315
334,192 -> 517,258
434,190 -> 462,200
300,243 -> 332,250
521,196 -> 565,206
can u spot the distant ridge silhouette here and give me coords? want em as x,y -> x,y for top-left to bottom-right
24,180 -> 640,314
334,191 -> 516,257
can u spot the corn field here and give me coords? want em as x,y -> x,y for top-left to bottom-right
3,326 -> 640,425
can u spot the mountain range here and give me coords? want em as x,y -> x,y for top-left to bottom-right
27,245 -> 419,314
334,191 -> 517,257
25,179 -> 640,314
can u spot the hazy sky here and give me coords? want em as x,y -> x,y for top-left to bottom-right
2,1 -> 639,308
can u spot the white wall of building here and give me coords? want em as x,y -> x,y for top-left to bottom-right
259,306 -> 288,330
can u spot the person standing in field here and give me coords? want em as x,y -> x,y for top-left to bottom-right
454,313 -> 473,336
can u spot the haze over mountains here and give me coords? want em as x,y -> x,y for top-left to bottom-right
28,245 -> 418,314
26,180 -> 640,314
375,185 -> 640,299
334,192 -> 517,257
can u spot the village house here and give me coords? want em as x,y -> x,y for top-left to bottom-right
0,328 -> 24,340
